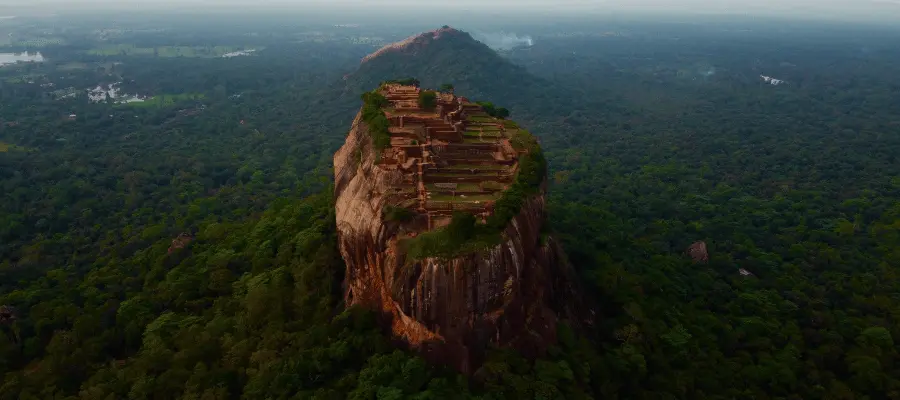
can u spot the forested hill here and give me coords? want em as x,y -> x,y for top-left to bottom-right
349,27 -> 532,98
346,26 -> 622,144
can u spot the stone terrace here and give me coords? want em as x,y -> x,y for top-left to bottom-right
376,84 -> 521,232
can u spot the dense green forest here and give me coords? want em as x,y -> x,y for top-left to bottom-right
1,14 -> 900,399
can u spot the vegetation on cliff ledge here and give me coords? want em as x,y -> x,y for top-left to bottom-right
418,90 -> 438,111
382,77 -> 421,87
360,91 -> 391,151
406,212 -> 503,260
488,125 -> 546,230
383,204 -> 416,223
476,101 -> 510,119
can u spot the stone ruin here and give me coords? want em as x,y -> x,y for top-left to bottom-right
376,83 -> 522,233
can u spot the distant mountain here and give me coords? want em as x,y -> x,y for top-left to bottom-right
346,26 -> 540,104
345,26 -> 620,148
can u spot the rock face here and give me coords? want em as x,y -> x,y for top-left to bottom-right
168,233 -> 193,254
334,111 -> 583,373
687,241 -> 709,263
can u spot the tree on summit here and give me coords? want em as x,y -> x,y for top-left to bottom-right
418,90 -> 438,111
384,78 -> 420,87
477,101 -> 510,119
446,212 -> 477,243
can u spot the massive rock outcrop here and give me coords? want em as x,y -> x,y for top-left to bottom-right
334,86 -> 586,373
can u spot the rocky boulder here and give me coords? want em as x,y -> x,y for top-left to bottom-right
687,241 -> 709,263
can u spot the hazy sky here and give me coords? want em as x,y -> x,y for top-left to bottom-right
4,0 -> 899,22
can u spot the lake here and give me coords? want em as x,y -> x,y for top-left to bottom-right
0,52 -> 45,66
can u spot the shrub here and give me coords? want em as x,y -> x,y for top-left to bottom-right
418,90 -> 438,111
361,92 -> 388,108
477,101 -> 510,119
383,205 -> 416,223
404,213 -> 500,261
446,212 -> 476,242
383,78 -> 420,87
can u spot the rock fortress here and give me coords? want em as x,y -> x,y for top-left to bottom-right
333,79 -> 591,373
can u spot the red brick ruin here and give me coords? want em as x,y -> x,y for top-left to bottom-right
376,84 -> 522,233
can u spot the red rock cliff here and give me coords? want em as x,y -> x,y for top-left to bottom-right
334,110 -> 585,373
